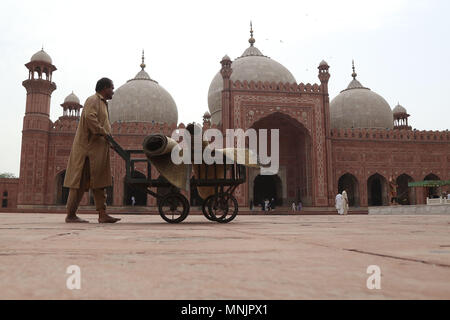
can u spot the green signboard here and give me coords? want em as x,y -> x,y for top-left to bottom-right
408,180 -> 450,188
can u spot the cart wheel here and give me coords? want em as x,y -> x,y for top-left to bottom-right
206,193 -> 238,223
201,196 -> 217,222
158,193 -> 189,223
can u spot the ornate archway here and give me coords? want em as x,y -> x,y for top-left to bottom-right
249,112 -> 313,206
338,173 -> 360,207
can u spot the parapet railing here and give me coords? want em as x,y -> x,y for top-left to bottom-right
230,80 -> 323,94
331,128 -> 450,142
427,197 -> 450,205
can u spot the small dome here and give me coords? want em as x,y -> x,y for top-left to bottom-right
109,64 -> 178,125
31,49 -> 52,64
208,43 -> 296,125
203,111 -> 211,117
64,92 -> 80,104
330,71 -> 393,129
393,103 -> 407,114
319,60 -> 329,67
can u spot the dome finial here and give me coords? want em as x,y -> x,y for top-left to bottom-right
140,49 -> 146,70
352,59 -> 357,79
249,21 -> 255,46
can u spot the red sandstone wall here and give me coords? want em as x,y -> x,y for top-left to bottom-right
331,128 -> 450,206
45,120 -> 181,207
0,178 -> 19,209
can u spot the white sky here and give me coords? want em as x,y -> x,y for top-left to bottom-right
0,0 -> 449,176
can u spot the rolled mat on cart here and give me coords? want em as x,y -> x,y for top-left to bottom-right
142,133 -> 261,199
142,134 -> 191,191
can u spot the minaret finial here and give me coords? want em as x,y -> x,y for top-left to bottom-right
352,59 -> 357,79
140,49 -> 146,70
249,21 -> 255,46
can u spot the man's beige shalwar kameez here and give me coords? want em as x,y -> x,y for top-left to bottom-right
64,93 -> 112,213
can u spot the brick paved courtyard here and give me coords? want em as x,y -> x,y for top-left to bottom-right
0,213 -> 449,299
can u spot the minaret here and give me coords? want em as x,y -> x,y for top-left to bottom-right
318,59 -> 333,206
318,59 -> 331,134
18,48 -> 57,205
220,54 -> 232,130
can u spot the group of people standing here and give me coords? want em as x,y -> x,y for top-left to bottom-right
291,201 -> 302,212
335,190 -> 349,215
262,198 -> 276,211
249,198 -> 277,212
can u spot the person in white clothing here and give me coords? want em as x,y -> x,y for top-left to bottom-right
342,190 -> 349,215
264,199 -> 270,212
291,202 -> 296,212
335,193 -> 344,215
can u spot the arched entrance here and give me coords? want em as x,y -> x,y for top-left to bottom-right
253,174 -> 282,207
367,173 -> 388,206
249,112 -> 312,206
424,173 -> 440,199
56,170 -> 69,205
124,171 -> 147,206
396,174 -> 415,205
338,173 -> 360,207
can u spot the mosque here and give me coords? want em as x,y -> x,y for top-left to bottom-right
1,26 -> 449,211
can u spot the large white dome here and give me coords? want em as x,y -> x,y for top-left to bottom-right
330,69 -> 393,130
208,39 -> 296,125
109,63 -> 178,125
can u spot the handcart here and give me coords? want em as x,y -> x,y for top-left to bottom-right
106,135 -> 247,224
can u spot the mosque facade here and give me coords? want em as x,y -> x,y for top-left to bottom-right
1,28 -> 449,211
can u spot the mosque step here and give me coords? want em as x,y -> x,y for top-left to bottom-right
1,206 -> 368,215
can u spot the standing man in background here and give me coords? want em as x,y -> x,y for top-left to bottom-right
63,78 -> 121,224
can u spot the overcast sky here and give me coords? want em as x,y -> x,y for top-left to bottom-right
0,0 -> 449,176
